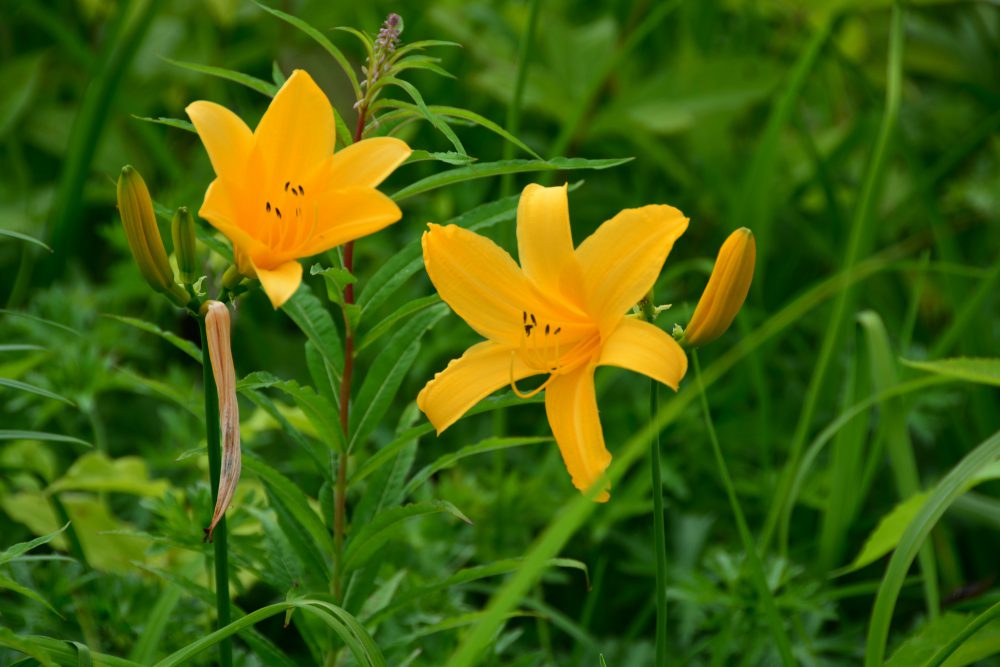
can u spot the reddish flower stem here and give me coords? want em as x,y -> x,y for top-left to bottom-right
333,110 -> 367,600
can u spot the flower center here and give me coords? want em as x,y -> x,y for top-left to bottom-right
261,179 -> 314,249
509,310 -> 600,398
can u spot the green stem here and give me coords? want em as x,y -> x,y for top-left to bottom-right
198,317 -> 232,667
761,0 -> 905,557
649,380 -> 668,665
693,351 -> 795,666
499,0 -> 542,200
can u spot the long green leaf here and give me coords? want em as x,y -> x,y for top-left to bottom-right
403,436 -> 550,498
902,357 -> 1000,387
151,599 -> 383,667
282,285 -> 344,382
349,305 -> 448,450
0,430 -> 90,447
164,58 -> 277,96
342,501 -> 471,574
252,2 -> 362,100
103,314 -> 201,362
0,229 -> 52,252
865,428 -> 1000,667
0,378 -> 74,405
391,157 -> 632,201
243,455 -> 333,582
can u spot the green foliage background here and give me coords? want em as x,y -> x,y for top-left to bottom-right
0,0 -> 998,665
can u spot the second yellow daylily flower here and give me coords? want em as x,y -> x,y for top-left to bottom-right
186,69 -> 411,307
418,184 -> 689,500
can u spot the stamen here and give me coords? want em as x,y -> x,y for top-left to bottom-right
284,181 -> 290,192
545,324 -> 550,335
276,208 -> 282,219
509,352 -> 557,399
266,202 -> 271,212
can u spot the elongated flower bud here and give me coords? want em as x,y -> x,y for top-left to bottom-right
682,228 -> 755,347
117,166 -> 188,306
204,300 -> 241,542
171,207 -> 198,285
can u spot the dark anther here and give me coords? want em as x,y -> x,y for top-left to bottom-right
554,327 -> 562,335
299,185 -> 305,195
276,208 -> 282,219
522,311 -> 527,323
284,181 -> 290,192
524,324 -> 534,335
530,313 -> 537,325
266,202 -> 271,212
545,324 -> 550,335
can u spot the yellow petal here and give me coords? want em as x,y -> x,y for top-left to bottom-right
516,183 -> 585,306
544,363 -> 611,501
327,137 -> 412,189
186,101 -> 254,181
198,179 -> 267,257
599,318 -> 688,390
575,205 -> 688,335
290,187 -> 402,258
256,259 -> 303,309
422,223 -> 539,346
418,341 -> 536,433
253,70 -> 334,182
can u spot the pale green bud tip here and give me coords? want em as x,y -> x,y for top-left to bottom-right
682,227 -> 756,348
117,165 -> 177,297
171,206 -> 198,285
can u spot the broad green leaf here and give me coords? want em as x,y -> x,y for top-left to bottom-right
164,58 -> 277,96
103,314 -> 201,362
391,157 -> 631,201
844,491 -> 930,573
282,285 -> 344,382
309,263 -> 356,306
884,613 -> 977,667
902,357 -> 1000,387
0,378 -> 74,405
403,436 -> 551,497
349,305 -> 448,450
342,501 -> 472,574
0,430 -> 90,447
133,115 -> 196,133
47,452 -> 169,497
0,229 -> 52,252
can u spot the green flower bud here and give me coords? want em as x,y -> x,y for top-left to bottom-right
682,228 -> 755,347
117,166 -> 188,306
171,206 -> 198,285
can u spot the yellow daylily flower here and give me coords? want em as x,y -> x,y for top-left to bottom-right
186,69 -> 411,308
418,184 -> 689,500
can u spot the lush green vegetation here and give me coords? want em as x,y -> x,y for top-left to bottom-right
1,0 -> 998,665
